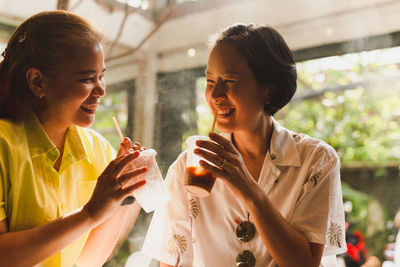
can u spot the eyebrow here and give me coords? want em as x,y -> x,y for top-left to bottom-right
75,68 -> 106,75
205,70 -> 243,76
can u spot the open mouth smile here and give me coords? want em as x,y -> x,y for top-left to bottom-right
80,104 -> 97,114
216,107 -> 235,117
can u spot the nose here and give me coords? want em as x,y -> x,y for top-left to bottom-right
93,79 -> 106,98
210,79 -> 226,99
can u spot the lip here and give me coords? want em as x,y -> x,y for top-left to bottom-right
80,104 -> 98,113
82,104 -> 98,108
213,102 -> 234,108
82,99 -> 100,106
214,105 -> 235,117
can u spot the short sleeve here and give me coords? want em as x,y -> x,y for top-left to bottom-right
290,144 -> 346,256
141,152 -> 194,266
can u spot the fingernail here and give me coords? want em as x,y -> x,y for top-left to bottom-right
130,150 -> 139,156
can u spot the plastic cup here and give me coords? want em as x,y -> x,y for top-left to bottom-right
184,136 -> 217,197
130,149 -> 169,212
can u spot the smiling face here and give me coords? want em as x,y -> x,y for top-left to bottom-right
39,44 -> 106,129
205,41 -> 269,133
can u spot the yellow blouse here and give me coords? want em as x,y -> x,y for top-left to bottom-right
0,112 -> 116,267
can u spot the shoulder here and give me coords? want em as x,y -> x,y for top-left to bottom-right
0,118 -> 24,138
0,119 -> 27,175
292,132 -> 340,185
165,150 -> 188,187
288,129 -> 339,166
167,151 -> 187,176
78,127 -> 111,146
0,119 -> 25,149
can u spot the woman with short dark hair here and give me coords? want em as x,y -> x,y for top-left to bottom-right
142,23 -> 346,267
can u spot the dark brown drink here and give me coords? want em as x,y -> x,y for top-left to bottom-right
184,166 -> 216,197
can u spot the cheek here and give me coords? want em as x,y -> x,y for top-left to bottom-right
100,79 -> 106,89
205,88 -> 213,109
59,87 -> 91,106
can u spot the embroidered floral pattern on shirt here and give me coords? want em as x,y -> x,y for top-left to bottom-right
327,222 -> 343,247
309,172 -> 321,186
168,234 -> 188,257
189,198 -> 199,219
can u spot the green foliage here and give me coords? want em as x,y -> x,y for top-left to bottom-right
278,51 -> 400,167
342,182 -> 370,230
279,51 -> 400,256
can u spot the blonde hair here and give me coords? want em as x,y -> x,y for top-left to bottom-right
0,10 -> 104,120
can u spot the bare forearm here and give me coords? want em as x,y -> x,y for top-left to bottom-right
0,208 -> 96,266
115,202 -> 141,251
77,204 -> 136,267
243,187 -> 317,267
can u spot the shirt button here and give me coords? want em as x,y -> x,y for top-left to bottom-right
270,154 -> 276,160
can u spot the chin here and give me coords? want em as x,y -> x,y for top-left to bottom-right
75,116 -> 95,128
216,123 -> 235,134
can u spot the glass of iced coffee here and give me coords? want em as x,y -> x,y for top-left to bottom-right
184,135 -> 217,197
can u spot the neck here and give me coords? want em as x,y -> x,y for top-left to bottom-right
232,116 -> 273,159
34,108 -> 68,153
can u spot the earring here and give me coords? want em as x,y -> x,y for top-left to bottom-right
39,93 -> 44,99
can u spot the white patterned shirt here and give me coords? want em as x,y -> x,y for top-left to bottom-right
142,119 -> 346,267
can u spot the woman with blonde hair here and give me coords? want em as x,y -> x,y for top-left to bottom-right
0,11 -> 146,266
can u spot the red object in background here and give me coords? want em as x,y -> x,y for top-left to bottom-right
346,229 -> 368,264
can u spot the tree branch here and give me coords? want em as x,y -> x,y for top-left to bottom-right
105,0 -> 177,63
106,2 -> 135,59
293,71 -> 400,101
57,0 -> 70,10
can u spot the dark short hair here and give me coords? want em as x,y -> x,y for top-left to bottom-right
209,23 -> 297,115
0,10 -> 104,120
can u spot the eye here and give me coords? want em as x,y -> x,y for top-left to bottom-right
206,78 -> 215,83
224,79 -> 236,83
79,77 -> 95,83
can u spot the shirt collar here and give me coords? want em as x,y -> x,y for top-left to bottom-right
57,126 -> 87,173
268,118 -> 301,167
24,110 -> 58,161
221,118 -> 301,167
64,126 -> 87,163
24,110 -> 87,166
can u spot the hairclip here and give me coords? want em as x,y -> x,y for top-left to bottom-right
18,32 -> 26,43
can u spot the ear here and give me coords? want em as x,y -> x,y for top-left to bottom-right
261,85 -> 273,105
26,67 -> 45,99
